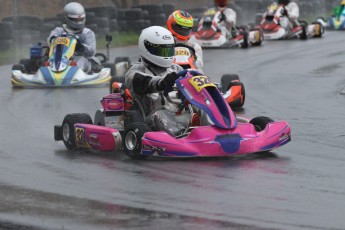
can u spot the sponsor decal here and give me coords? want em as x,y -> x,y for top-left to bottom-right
76,127 -> 89,148
162,35 -> 172,40
189,76 -> 215,92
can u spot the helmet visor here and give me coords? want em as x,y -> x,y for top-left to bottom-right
67,16 -> 85,23
144,40 -> 175,57
172,23 -> 192,36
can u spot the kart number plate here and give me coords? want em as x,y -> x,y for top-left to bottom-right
189,76 -> 216,92
175,48 -> 190,56
55,37 -> 71,46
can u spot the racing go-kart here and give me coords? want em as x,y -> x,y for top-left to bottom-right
11,34 -> 120,87
260,3 -> 324,40
54,69 -> 291,160
317,6 -> 345,30
189,8 -> 263,48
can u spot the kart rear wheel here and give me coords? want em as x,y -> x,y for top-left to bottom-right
62,113 -> 93,150
220,74 -> 240,93
123,122 -> 150,160
250,116 -> 274,132
251,29 -> 263,46
311,21 -> 324,38
299,21 -> 308,40
240,31 -> 249,49
12,64 -> 25,73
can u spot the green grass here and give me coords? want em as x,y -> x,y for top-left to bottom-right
0,31 -> 139,66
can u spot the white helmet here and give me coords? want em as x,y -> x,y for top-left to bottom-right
139,26 -> 175,68
63,2 -> 86,33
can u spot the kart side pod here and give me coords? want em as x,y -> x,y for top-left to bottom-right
54,113 -> 122,152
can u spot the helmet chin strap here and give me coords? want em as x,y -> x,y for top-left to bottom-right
63,24 -> 82,34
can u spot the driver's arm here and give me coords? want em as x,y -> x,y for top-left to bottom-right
47,27 -> 64,45
80,29 -> 96,57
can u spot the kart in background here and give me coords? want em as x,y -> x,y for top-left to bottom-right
11,34 -> 126,87
189,8 -> 263,48
317,8 -> 345,30
259,3 -> 324,40
54,70 -> 291,160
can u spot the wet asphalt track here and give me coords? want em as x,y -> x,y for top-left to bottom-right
1,32 -> 345,230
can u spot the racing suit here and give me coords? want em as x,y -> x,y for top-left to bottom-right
125,61 -> 190,136
216,8 -> 237,38
175,38 -> 203,71
47,25 -> 96,73
280,2 -> 300,30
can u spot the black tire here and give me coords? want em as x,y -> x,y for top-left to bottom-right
311,21 -> 324,38
240,31 -> 249,48
250,116 -> 274,132
95,53 -> 107,64
299,21 -> 308,40
251,29 -> 263,46
124,110 -> 145,127
12,64 -> 25,73
19,58 -> 30,71
61,113 -> 93,151
123,122 -> 151,160
220,74 -> 240,93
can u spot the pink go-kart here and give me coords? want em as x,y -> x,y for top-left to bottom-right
54,70 -> 291,159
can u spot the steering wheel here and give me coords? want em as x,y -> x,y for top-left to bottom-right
164,69 -> 203,106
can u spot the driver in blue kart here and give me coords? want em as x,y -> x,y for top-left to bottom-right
125,26 -> 192,137
166,10 -> 204,71
277,0 -> 300,29
47,2 -> 96,73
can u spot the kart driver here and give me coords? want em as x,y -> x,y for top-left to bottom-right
47,2 -> 96,73
214,0 -> 237,38
166,10 -> 204,70
333,0 -> 345,20
277,0 -> 300,29
125,26 -> 191,137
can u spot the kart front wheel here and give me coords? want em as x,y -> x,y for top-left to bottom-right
123,122 -> 150,160
12,64 -> 26,73
62,113 -> 93,150
250,116 -> 274,132
220,74 -> 240,93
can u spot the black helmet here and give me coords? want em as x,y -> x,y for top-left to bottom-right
278,0 -> 290,5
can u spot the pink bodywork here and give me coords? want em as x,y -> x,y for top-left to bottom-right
72,73 -> 291,157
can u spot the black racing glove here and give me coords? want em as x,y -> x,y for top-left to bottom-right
157,72 -> 179,91
75,39 -> 84,52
